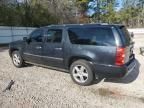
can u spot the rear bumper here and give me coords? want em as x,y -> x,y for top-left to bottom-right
92,58 -> 136,78
124,59 -> 136,77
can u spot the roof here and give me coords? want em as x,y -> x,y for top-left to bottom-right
45,23 -> 124,28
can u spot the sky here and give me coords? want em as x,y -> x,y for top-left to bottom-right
115,0 -> 123,11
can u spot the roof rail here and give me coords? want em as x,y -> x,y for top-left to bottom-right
100,23 -> 109,25
46,23 -> 110,27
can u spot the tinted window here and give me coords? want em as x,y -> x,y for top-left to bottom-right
30,29 -> 43,42
119,26 -> 132,45
46,29 -> 62,43
68,27 -> 115,46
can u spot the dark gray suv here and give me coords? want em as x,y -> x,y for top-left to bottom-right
9,24 -> 136,86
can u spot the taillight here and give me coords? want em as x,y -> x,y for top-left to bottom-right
115,47 -> 125,66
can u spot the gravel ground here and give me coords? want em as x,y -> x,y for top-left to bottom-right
0,36 -> 144,108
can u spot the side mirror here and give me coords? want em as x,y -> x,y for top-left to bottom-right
23,37 -> 30,43
23,37 -> 27,41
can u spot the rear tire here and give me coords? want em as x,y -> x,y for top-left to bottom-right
70,60 -> 94,86
12,51 -> 25,68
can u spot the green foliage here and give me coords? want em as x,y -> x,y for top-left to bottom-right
88,0 -> 144,27
76,0 -> 88,12
100,3 -> 117,23
119,4 -> 143,27
0,0 -> 144,27
0,3 -> 59,27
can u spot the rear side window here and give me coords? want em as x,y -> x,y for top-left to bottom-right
119,26 -> 132,45
68,27 -> 115,46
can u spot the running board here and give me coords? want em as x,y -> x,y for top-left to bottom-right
25,61 -> 69,73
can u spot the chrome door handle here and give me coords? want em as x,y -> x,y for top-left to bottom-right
36,46 -> 42,49
55,48 -> 62,50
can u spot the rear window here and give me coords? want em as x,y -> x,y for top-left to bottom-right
119,26 -> 132,45
68,27 -> 115,46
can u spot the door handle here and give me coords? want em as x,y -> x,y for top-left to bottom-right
36,46 -> 42,49
55,48 -> 62,50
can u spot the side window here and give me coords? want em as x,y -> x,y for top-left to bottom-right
46,29 -> 62,43
30,29 -> 43,42
68,27 -> 115,46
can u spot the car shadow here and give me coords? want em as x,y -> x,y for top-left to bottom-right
24,63 -> 34,67
104,59 -> 140,84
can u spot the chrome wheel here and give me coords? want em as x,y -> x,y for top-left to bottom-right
72,65 -> 88,83
13,53 -> 21,66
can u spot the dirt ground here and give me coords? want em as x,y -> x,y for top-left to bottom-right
0,35 -> 144,108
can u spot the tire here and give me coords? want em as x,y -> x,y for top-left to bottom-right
12,51 -> 25,68
70,59 -> 94,86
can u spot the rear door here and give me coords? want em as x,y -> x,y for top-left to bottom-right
42,28 -> 64,68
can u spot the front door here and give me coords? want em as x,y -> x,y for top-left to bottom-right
23,28 -> 44,64
42,29 -> 64,68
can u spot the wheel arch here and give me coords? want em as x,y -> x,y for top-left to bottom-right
68,56 -> 93,69
9,48 -> 19,57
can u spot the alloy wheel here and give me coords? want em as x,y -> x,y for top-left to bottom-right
72,65 -> 88,83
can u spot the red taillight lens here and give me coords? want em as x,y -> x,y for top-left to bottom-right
115,47 -> 125,66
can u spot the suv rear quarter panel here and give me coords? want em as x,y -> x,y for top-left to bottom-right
68,45 -> 116,65
64,26 -> 117,68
